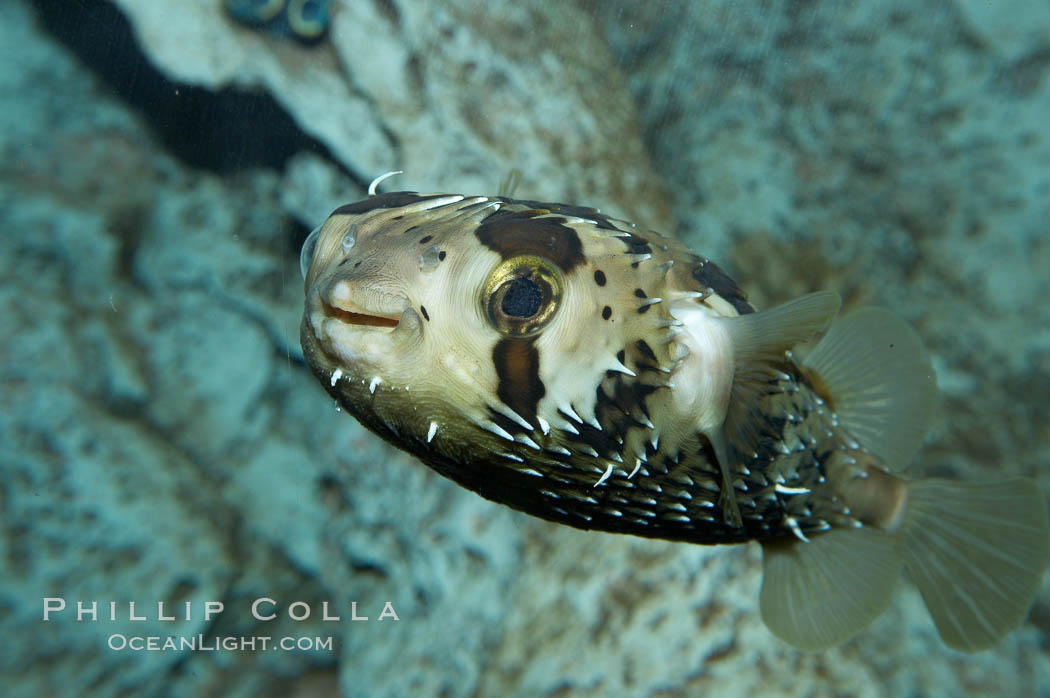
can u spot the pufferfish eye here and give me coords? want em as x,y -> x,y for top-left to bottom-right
299,223 -> 322,280
483,255 -> 562,336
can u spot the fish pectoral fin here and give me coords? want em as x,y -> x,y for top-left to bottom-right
760,527 -> 901,651
723,291 -> 841,371
710,431 -> 743,527
802,307 -> 936,470
717,290 -> 841,465
900,477 -> 1050,652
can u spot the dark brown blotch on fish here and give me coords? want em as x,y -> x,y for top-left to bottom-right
617,231 -> 653,257
497,197 -> 622,231
691,258 -> 753,315
635,340 -> 658,369
492,337 -> 546,426
475,209 -> 585,273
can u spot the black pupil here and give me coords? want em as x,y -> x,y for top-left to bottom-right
501,277 -> 543,318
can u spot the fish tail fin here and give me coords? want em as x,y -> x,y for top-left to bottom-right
898,477 -> 1049,651
762,307 -> 1047,651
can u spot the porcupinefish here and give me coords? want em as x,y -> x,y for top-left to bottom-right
299,177 -> 1049,651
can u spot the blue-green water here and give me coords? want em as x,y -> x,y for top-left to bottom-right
2,1 -> 1048,696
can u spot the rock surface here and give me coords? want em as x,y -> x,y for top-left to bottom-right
2,0 -> 1049,696
110,0 -> 672,228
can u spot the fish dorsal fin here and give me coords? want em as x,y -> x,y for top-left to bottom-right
718,291 -> 841,462
803,308 -> 936,470
760,528 -> 902,650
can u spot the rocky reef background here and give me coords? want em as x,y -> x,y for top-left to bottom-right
2,0 -> 1049,695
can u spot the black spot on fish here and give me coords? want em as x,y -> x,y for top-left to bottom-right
602,306 -> 612,320
616,349 -> 626,364
438,250 -> 447,261
632,341 -> 661,374
634,288 -> 647,298
420,305 -> 430,321
637,304 -> 652,314
475,208 -> 585,272
492,337 -> 545,427
331,191 -> 446,216
617,232 -> 653,257
691,258 -> 754,315
419,235 -> 433,244
594,269 -> 607,286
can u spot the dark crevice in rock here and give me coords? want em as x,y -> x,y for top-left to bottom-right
29,0 -> 331,173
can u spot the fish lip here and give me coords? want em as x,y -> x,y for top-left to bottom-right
319,279 -> 406,330
321,299 -> 401,329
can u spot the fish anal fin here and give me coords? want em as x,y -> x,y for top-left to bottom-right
760,527 -> 902,651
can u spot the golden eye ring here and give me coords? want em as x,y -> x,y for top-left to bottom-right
483,256 -> 562,336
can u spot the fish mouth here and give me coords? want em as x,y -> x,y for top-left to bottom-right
322,300 -> 400,329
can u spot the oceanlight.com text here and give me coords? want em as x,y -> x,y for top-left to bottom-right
107,634 -> 335,652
